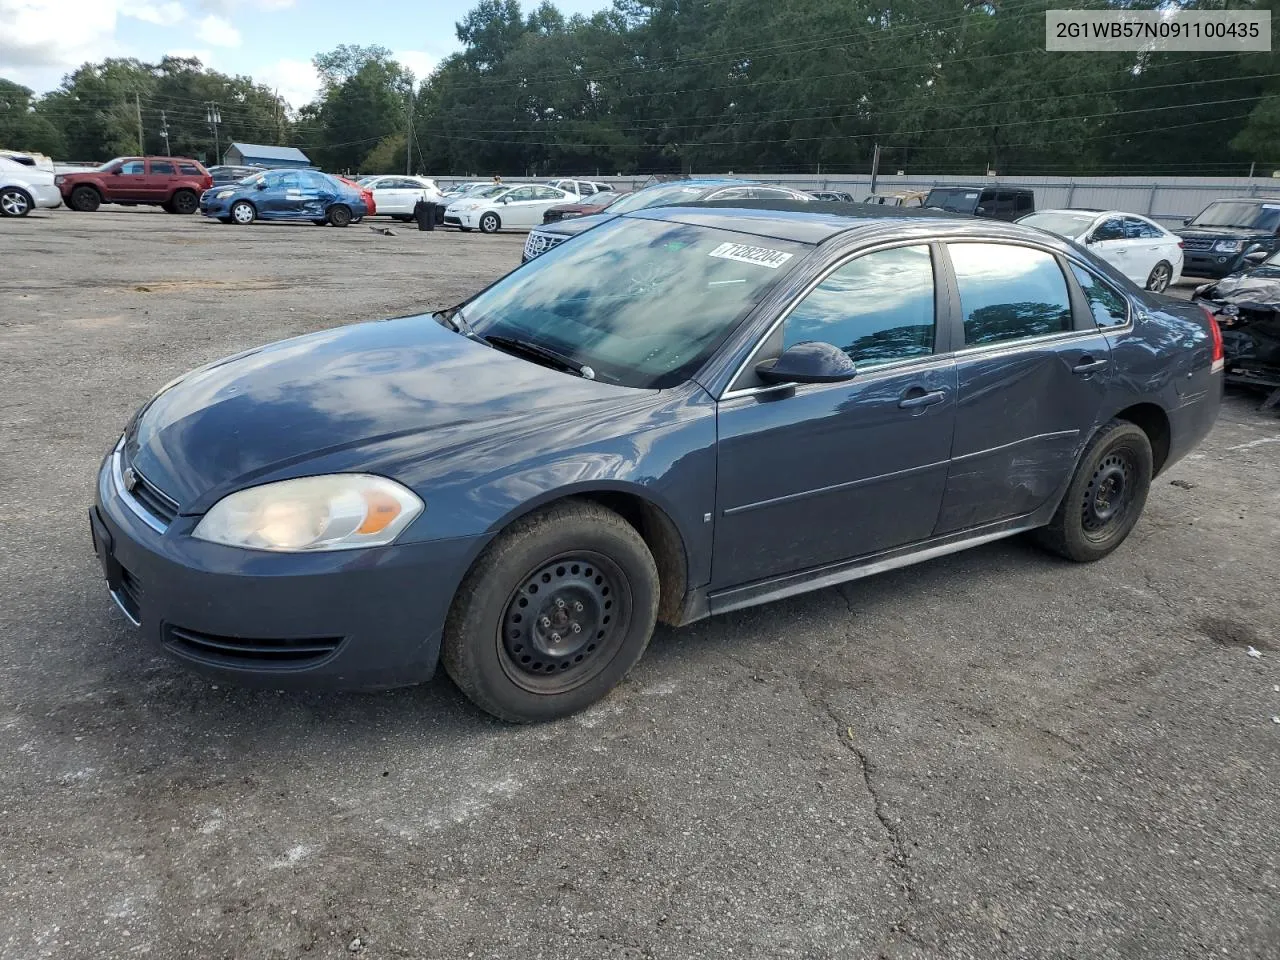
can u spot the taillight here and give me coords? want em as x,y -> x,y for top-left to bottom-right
1200,303 -> 1224,373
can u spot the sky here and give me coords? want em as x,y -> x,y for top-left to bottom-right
1,0 -> 610,108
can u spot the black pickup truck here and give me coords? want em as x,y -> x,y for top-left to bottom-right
1177,197 -> 1280,278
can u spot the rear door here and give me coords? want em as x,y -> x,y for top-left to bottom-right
146,159 -> 176,203
713,242 -> 957,588
934,240 -> 1112,534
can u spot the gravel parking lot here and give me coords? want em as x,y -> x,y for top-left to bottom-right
2,208 -> 1278,960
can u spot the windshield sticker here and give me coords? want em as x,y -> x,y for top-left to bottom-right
708,242 -> 794,269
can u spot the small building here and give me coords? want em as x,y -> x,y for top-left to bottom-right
223,142 -> 312,169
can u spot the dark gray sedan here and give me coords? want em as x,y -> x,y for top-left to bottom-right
91,203 -> 1223,722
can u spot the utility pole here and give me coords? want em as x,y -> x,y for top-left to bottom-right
273,87 -> 282,142
1249,160 -> 1257,178
406,86 -> 414,175
135,92 -> 144,154
206,103 -> 222,164
160,110 -> 170,155
869,142 -> 881,195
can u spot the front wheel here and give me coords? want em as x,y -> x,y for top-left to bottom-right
479,211 -> 501,234
1032,420 -> 1153,562
229,200 -> 256,225
442,500 -> 660,723
1146,261 -> 1173,293
69,186 -> 101,212
327,204 -> 352,227
0,187 -> 32,217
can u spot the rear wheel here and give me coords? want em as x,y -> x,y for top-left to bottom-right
1032,420 -> 1153,562
229,200 -> 256,225
170,189 -> 198,215
442,500 -> 660,723
0,187 -> 32,217
69,185 -> 101,212
1146,261 -> 1173,293
327,204 -> 352,227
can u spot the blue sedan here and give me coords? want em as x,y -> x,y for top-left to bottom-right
91,203 -> 1222,722
200,169 -> 367,227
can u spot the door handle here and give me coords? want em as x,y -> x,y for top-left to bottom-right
898,389 -> 947,410
1072,357 -> 1110,375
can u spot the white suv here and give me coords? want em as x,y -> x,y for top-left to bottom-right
0,155 -> 62,217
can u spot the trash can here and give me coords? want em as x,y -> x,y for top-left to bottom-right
414,198 -> 435,231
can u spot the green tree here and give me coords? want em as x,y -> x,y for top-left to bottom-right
0,79 -> 65,155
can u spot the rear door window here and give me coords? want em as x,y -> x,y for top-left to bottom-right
149,160 -> 175,175
781,245 -> 937,367
1070,264 -> 1130,327
948,242 -> 1073,347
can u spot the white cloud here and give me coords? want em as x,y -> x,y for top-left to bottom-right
0,1 -> 118,71
196,13 -> 240,47
393,50 -> 438,82
165,47 -> 214,66
120,0 -> 185,25
255,57 -> 319,109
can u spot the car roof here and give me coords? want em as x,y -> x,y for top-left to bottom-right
1206,196 -> 1280,203
631,198 -> 1068,247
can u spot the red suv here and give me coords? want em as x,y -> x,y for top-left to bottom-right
57,157 -> 213,214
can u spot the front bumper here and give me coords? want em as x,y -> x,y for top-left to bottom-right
1183,251 -> 1245,279
199,194 -> 234,218
92,447 -> 482,690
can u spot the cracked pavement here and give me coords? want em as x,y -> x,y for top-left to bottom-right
2,210 -> 1278,959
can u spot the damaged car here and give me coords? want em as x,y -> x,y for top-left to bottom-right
1192,247 -> 1280,408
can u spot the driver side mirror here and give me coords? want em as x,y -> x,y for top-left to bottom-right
974,205 -> 986,215
755,341 -> 857,385
1243,248 -> 1268,267
1183,217 -> 1192,226
256,180 -> 268,190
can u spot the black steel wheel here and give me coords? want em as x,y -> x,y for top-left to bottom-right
1033,419 -> 1153,562
498,552 -> 632,694
1146,261 -> 1172,293
69,185 -> 100,212
327,204 -> 352,227
170,189 -> 198,214
442,500 -> 659,722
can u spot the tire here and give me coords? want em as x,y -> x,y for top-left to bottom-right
170,189 -> 198,215
1146,261 -> 1173,293
1032,419 -> 1153,562
312,219 -> 327,226
229,200 -> 256,225
0,186 -> 32,217
327,204 -> 352,227
442,500 -> 660,723
69,185 -> 101,212
479,211 -> 501,234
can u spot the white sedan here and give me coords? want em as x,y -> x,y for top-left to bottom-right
445,184 -> 575,233
0,155 -> 62,217
1017,209 -> 1184,292
359,175 -> 443,220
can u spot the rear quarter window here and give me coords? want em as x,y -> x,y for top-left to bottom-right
1070,264 -> 1130,327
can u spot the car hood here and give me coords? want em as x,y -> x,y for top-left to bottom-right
534,212 -> 615,238
1176,225 -> 1271,241
125,314 -> 649,510
1198,265 -> 1280,309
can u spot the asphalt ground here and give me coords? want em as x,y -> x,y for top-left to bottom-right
1,207 -> 1278,960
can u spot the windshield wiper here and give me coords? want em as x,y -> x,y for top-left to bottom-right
483,334 -> 596,380
434,308 -> 480,340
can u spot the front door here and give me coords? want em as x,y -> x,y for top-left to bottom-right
934,241 -> 1112,534
106,158 -> 147,202
1085,216 -> 1135,282
713,244 -> 957,589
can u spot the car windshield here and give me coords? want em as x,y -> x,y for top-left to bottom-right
465,184 -> 509,200
458,216 -> 806,389
240,172 -> 266,185
1019,211 -> 1095,238
925,188 -> 981,213
1189,200 -> 1280,231
97,157 -> 130,172
606,183 -> 721,215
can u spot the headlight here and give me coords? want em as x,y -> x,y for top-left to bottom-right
215,189 -> 235,199
55,175 -> 65,185
192,474 -> 423,552
1212,239 -> 1244,253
